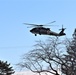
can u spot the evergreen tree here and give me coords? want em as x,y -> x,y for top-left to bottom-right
0,60 -> 15,75
61,28 -> 76,75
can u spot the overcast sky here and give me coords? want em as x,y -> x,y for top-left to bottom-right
0,0 -> 76,72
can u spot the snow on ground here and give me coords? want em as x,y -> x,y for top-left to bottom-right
13,71 -> 52,75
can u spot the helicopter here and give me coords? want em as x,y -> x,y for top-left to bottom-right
24,21 -> 66,36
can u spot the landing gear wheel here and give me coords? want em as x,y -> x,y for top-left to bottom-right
35,34 -> 37,36
39,33 -> 41,35
39,32 -> 41,35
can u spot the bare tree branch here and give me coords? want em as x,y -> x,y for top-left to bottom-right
17,37 -> 66,75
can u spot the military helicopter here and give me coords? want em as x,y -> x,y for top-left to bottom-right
24,21 -> 66,36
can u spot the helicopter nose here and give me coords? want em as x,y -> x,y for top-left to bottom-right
30,30 -> 32,32
30,29 -> 33,32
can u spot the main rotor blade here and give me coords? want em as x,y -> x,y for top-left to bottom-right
23,23 -> 39,26
23,21 -> 57,27
45,21 -> 56,25
49,21 -> 56,24
41,24 -> 58,27
27,26 -> 34,28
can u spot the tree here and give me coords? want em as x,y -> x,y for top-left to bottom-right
18,37 -> 66,75
61,28 -> 76,75
0,60 -> 15,75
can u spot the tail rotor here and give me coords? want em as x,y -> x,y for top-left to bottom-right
59,25 -> 66,31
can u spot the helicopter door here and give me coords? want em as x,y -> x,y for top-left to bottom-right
47,30 -> 50,34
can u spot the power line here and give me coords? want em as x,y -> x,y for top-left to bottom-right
0,46 -> 32,49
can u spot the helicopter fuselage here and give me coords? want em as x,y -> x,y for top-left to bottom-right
24,22 -> 66,36
30,27 -> 66,36
30,27 -> 51,36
